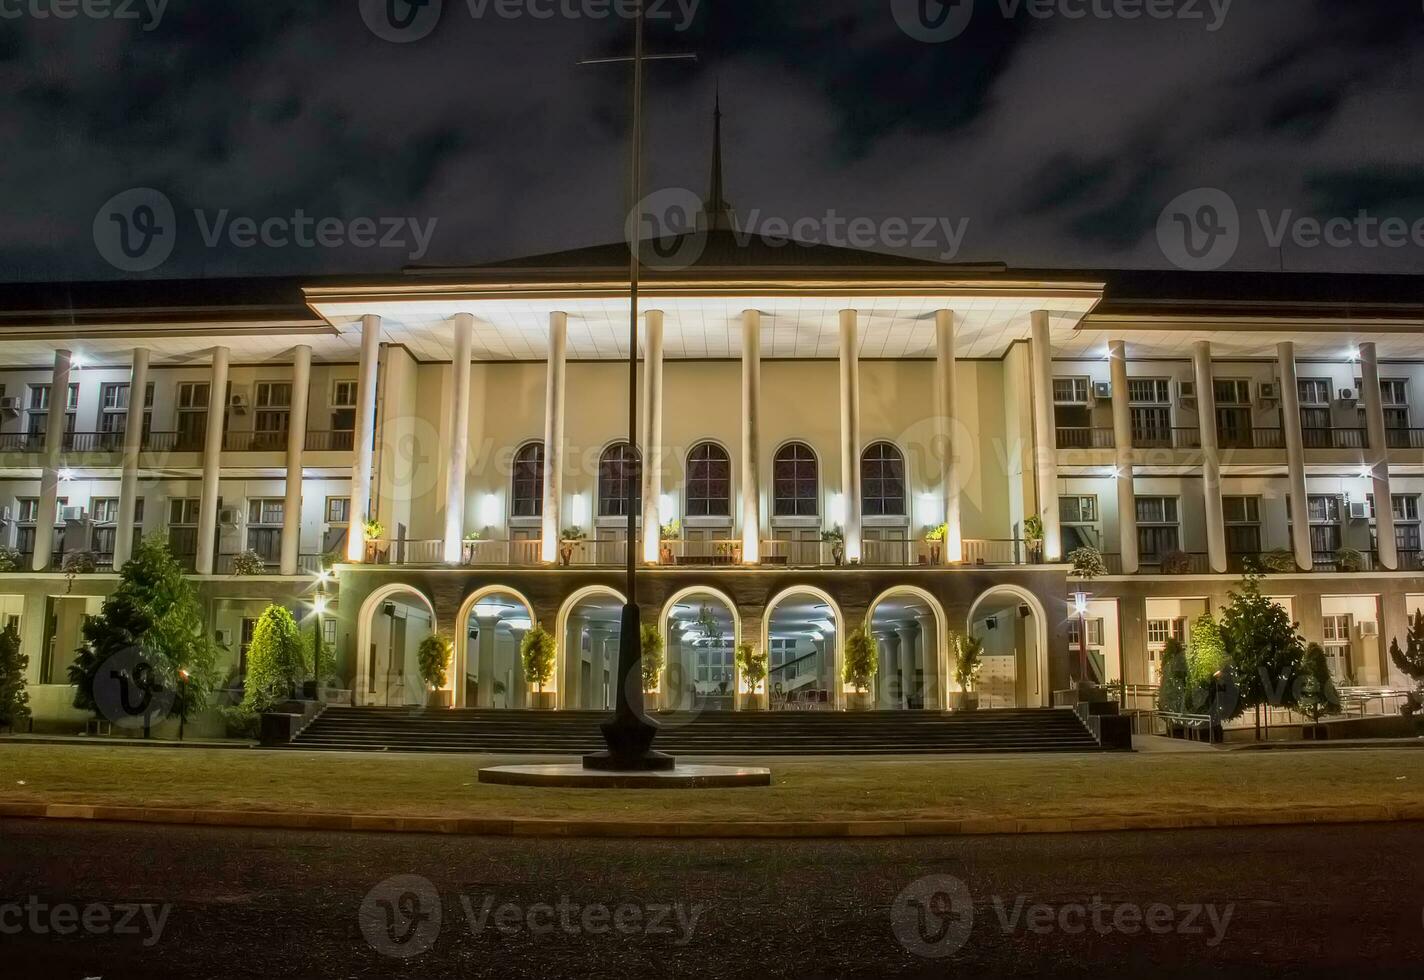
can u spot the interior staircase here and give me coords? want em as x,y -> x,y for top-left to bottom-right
286,706 -> 1107,755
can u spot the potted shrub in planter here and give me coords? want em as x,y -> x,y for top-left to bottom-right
363,520 -> 386,562
842,627 -> 877,710
822,525 -> 846,566
1068,546 -> 1107,579
519,626 -> 557,709
1257,549 -> 1297,574
923,523 -> 948,565
462,530 -> 483,565
417,634 -> 452,709
659,519 -> 681,564
640,623 -> 665,700
559,527 -> 585,567
952,632 -> 984,711
63,550 -> 98,592
735,642 -> 768,710
1160,550 -> 1192,575
1023,514 -> 1044,564
230,549 -> 266,577
1334,547 -> 1365,573
0,548 -> 21,573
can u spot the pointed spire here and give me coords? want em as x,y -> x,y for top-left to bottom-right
701,89 -> 736,232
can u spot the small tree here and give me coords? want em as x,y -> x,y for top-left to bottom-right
1157,636 -> 1189,714
0,623 -> 30,732
639,623 -> 665,693
520,627 -> 557,695
843,627 -> 878,693
304,620 -> 335,689
240,605 -> 306,715
954,632 -> 984,694
230,550 -> 266,576
1068,546 -> 1107,579
1389,610 -> 1424,690
735,643 -> 767,695
1220,573 -> 1306,739
416,634 -> 451,693
1298,642 -> 1342,724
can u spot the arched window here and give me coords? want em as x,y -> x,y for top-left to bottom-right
773,442 -> 819,517
510,442 -> 544,519
598,443 -> 642,518
685,442 -> 732,517
861,442 -> 906,517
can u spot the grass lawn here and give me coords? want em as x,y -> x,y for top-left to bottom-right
1,744 -> 1422,824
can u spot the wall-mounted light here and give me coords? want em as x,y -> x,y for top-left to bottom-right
1346,348 -> 1361,362
314,597 -> 329,615
829,492 -> 846,525
1073,592 -> 1089,617
571,493 -> 589,527
58,468 -> 74,482
659,493 -> 676,524
480,493 -> 501,527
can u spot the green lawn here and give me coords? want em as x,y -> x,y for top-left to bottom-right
1,744 -> 1422,824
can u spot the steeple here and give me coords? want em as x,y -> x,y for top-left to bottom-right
700,93 -> 737,231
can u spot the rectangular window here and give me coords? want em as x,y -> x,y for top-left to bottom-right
1127,379 -> 1171,404
332,381 -> 358,407
1213,379 -> 1251,405
247,499 -> 285,525
169,498 -> 201,525
1298,379 -> 1331,405
326,497 -> 351,524
1058,495 -> 1099,551
1052,378 -> 1090,404
1128,382 -> 1172,446
1223,495 -> 1262,556
1136,496 -> 1180,562
176,382 -> 210,450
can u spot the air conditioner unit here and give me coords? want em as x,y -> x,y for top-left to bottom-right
0,396 -> 19,415
60,506 -> 87,523
229,393 -> 250,415
1359,621 -> 1379,637
0,506 -> 11,524
1337,388 -> 1359,406
218,506 -> 241,526
214,627 -> 234,647
1348,501 -> 1370,521
1257,382 -> 1279,404
1091,382 -> 1112,401
1177,380 -> 1197,405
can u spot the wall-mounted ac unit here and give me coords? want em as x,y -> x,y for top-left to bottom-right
218,506 -> 241,526
1257,382 -> 1279,404
1359,621 -> 1379,637
1337,388 -> 1359,406
60,506 -> 87,523
1091,382 -> 1112,401
1348,501 -> 1370,521
229,393 -> 250,415
1177,380 -> 1197,405
215,627 -> 234,647
0,396 -> 20,415
0,506 -> 11,524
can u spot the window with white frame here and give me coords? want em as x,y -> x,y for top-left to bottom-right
169,498 -> 201,525
90,497 -> 144,556
1368,493 -> 1421,554
97,381 -> 155,438
693,638 -> 734,685
1222,495 -> 1262,556
1322,614 -> 1352,680
1135,496 -> 1180,562
1213,379 -> 1252,447
253,383 -> 292,448
1298,378 -> 1333,445
1053,377 -> 1091,404
175,382 -> 210,448
1288,495 -> 1342,557
26,383 -> 78,440
246,499 -> 284,562
1128,378 -> 1171,444
1067,617 -> 1104,649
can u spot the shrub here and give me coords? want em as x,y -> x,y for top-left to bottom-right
363,519 -> 385,541
520,627 -> 557,693
239,605 -> 307,715
1257,549 -> 1297,573
0,548 -> 21,573
1334,548 -> 1365,573
1187,615 -> 1228,690
63,551 -> 97,591
1389,610 -> 1424,690
1157,637 -> 1189,714
1299,642 -> 1342,723
1068,546 -> 1107,579
0,623 -> 29,731
230,550 -> 267,576
416,634 -> 451,691
1160,551 -> 1192,575
1220,573 -> 1307,738
953,632 -> 984,693
561,527 -> 587,542
735,643 -> 767,694
639,623 -> 664,692
843,628 -> 877,693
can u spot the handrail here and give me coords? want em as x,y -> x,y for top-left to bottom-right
1055,427 -> 1115,449
306,430 -> 355,452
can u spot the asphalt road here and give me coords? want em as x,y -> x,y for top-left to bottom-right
3,819 -> 1423,979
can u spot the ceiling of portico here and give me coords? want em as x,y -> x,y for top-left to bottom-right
1066,319 -> 1424,361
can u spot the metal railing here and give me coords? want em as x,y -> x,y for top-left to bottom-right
1132,427 -> 1201,449
961,538 -> 1037,566
222,430 -> 288,452
1216,427 -> 1284,450
142,431 -> 205,453
63,431 -> 126,453
1302,427 -> 1367,449
1385,428 -> 1424,450
0,433 -> 45,452
306,430 -> 355,452
1139,552 -> 1211,574
462,538 -> 543,566
661,538 -> 745,566
1055,427 -> 1115,449
1310,549 -> 1377,572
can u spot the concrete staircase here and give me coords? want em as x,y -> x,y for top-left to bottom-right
287,707 -> 1107,755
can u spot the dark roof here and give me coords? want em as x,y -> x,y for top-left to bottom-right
1082,268 -> 1424,321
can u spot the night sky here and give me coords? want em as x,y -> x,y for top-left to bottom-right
3,0 -> 1423,282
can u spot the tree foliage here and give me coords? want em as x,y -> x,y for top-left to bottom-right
735,643 -> 767,693
1157,636 -> 1189,714
0,624 -> 30,730
953,632 -> 984,693
520,626 -> 557,693
1220,574 -> 1306,732
1390,610 -> 1424,688
416,634 -> 451,691
240,605 -> 306,714
639,623 -> 665,692
1298,642 -> 1342,723
1187,614 -> 1228,690
843,628 -> 878,693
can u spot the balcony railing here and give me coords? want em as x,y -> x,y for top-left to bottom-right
1056,427 -> 1115,449
0,433 -> 45,453
143,431 -> 205,453
1310,550 -> 1378,573
306,430 -> 355,452
1386,428 -> 1424,450
1218,428 -> 1285,450
961,538 -> 1038,566
63,431 -> 126,453
222,430 -> 288,452
1399,550 -> 1424,572
1302,427 -> 1367,449
1139,552 -> 1211,575
1132,427 -> 1201,450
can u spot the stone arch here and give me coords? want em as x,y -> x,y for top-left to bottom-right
866,585 -> 950,711
966,585 -> 1051,708
554,585 -> 627,710
354,583 -> 438,708
658,585 -> 743,711
454,586 -> 538,708
763,585 -> 846,710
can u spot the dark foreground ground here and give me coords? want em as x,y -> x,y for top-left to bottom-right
2,819 -> 1422,979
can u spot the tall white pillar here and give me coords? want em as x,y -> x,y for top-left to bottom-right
346,314 -> 382,562
443,314 -> 475,563
934,310 -> 962,563
895,622 -> 920,709
641,311 -> 665,563
195,347 -> 229,576
113,347 -> 150,569
1109,340 -> 1139,574
561,615 -> 585,710
741,309 -> 762,563
839,309 -> 863,562
541,312 -> 568,563
1360,343 -> 1398,570
1193,341 -> 1228,573
280,345 -> 312,576
1276,342 -> 1313,570
915,612 -> 940,711
33,349 -> 72,572
474,614 -> 499,708
1028,311 -> 1062,561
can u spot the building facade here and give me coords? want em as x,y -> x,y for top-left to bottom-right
4,242 -> 1422,732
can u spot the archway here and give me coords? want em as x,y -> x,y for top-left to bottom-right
965,586 -> 1051,709
660,587 -> 741,712
764,586 -> 844,710
867,586 -> 949,711
455,587 -> 538,709
355,584 -> 438,708
555,586 -> 627,710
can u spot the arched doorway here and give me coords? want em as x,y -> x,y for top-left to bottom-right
355,585 -> 437,708
456,588 -> 537,709
867,587 -> 948,711
661,588 -> 739,712
965,586 -> 1050,709
764,587 -> 843,710
556,586 -> 626,710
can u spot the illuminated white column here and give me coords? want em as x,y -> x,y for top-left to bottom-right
541,312 -> 568,563
33,349 -> 72,572
561,614 -> 585,710
934,310 -> 961,562
1277,342 -> 1313,571
915,612 -> 940,710
346,315 -> 382,562
113,347 -> 150,569
194,347 -> 229,576
1029,311 -> 1062,561
1193,341 -> 1228,573
741,309 -> 762,563
280,345 -> 312,575
1109,340 -> 1139,574
839,309 -> 863,561
442,314 -> 475,563
641,311 -> 664,563
474,614 -> 499,708
1360,343 -> 1397,570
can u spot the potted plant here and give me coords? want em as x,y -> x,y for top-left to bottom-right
230,549 -> 266,577
1160,550 -> 1192,575
1068,546 -> 1107,579
1258,549 -> 1297,573
822,525 -> 846,566
735,642 -> 768,709
417,634 -> 452,708
519,626 -> 557,709
952,632 -> 984,711
0,548 -> 22,573
462,529 -> 483,565
1023,514 -> 1044,563
639,623 -> 665,695
363,519 -> 386,562
1334,547 -> 1365,573
559,526 -> 585,567
62,550 -> 98,592
842,627 -> 878,710
923,523 -> 948,565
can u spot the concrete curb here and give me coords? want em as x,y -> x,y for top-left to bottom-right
3,801 -> 1423,839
